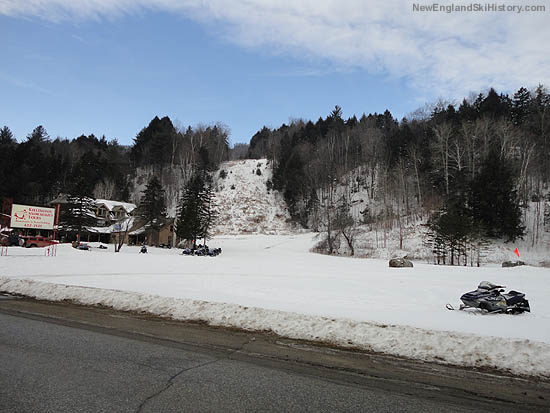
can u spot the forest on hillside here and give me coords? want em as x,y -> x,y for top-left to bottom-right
2,86 -> 550,261
247,86 -> 550,260
0,116 -> 231,207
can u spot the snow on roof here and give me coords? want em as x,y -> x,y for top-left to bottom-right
129,226 -> 146,235
95,199 -> 137,213
86,226 -> 113,234
87,216 -> 135,234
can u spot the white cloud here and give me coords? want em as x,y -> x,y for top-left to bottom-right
2,0 -> 549,98
0,71 -> 54,95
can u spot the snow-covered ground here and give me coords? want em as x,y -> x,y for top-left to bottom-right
343,217 -> 550,266
1,234 -> 549,377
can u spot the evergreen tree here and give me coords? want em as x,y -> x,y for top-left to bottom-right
27,125 -> 49,143
470,151 -> 525,241
137,176 -> 166,230
59,154 -> 100,241
247,126 -> 272,159
282,151 -> 307,221
305,187 -> 320,230
328,105 -> 345,132
458,99 -> 478,122
426,204 -> 477,265
14,126 -> 51,203
198,146 -> 210,172
176,173 -> 217,248
59,195 -> 97,241
131,116 -> 177,166
479,88 -> 510,119
0,126 -> 16,199
199,178 -> 217,243
0,126 -> 15,145
74,150 -> 103,195
176,175 -> 203,248
511,87 -> 531,125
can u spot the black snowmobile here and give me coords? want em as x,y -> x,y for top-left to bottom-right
446,281 -> 530,314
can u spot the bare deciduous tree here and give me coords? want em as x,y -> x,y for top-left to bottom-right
93,178 -> 116,200
432,123 -> 453,196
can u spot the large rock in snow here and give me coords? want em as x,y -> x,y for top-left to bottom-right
389,258 -> 414,268
502,260 -> 526,268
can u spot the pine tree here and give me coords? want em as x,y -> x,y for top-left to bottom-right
0,126 -> 15,145
26,125 -> 49,143
479,88 -> 510,119
176,176 -> 202,248
511,87 -> 531,126
470,151 -> 525,241
198,180 -> 217,243
176,173 -> 217,248
0,126 -> 16,199
137,176 -> 166,231
59,195 -> 97,241
426,205 -> 474,265
59,154 -> 100,241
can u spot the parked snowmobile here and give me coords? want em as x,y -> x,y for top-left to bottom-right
446,281 -> 530,314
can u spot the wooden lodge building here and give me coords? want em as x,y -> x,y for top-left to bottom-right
49,195 -> 176,247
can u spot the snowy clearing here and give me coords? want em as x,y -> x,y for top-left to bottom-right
212,159 -> 296,235
1,234 -> 549,377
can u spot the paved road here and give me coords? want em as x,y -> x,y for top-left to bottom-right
0,297 -> 548,412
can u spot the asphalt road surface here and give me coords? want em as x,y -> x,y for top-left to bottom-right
0,296 -> 548,412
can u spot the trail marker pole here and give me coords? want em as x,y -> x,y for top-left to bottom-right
44,244 -> 57,257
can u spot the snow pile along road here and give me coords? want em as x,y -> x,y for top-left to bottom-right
1,235 -> 549,378
1,276 -> 549,378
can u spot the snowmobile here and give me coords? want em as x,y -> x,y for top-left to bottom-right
207,247 -> 222,257
446,281 -> 530,314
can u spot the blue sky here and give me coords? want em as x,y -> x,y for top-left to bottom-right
1,1 -> 548,145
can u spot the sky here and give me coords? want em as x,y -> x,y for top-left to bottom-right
1,1 -> 549,146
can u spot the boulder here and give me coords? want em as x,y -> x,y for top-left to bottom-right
389,258 -> 414,268
502,260 -> 526,268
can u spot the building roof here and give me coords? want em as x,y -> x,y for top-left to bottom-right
128,226 -> 146,235
87,216 -> 136,234
50,194 -> 137,214
95,199 -> 137,214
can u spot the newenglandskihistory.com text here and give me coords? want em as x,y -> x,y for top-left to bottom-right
412,3 -> 546,13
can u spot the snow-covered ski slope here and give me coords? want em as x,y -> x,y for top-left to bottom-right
1,235 -> 549,377
212,159 -> 295,235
